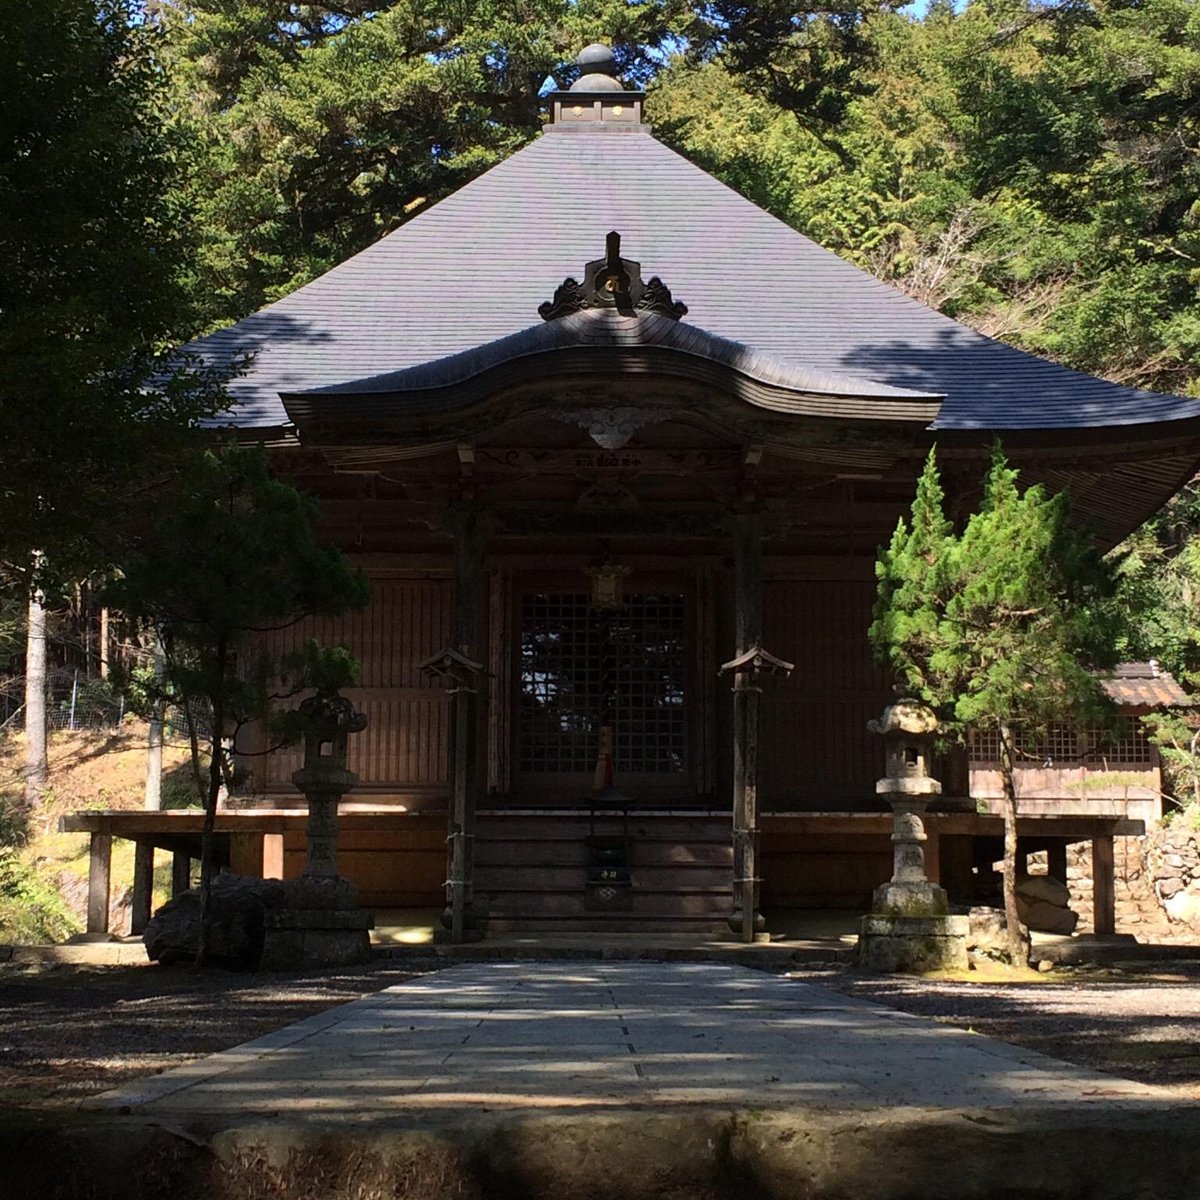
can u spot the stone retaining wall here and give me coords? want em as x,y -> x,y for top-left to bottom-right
1058,822 -> 1200,937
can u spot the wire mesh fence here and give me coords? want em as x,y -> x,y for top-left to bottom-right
0,672 -> 208,737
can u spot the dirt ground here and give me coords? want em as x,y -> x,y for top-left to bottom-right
0,959 -> 435,1109
4,957 -> 1200,1110
813,960 -> 1200,1097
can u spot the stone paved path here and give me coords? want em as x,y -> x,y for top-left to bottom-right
86,963 -> 1165,1118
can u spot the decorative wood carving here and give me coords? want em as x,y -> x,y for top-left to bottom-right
539,230 -> 688,321
552,406 -> 660,450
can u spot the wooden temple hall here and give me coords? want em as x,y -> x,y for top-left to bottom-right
69,44 -> 1200,942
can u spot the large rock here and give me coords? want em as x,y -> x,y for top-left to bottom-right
1017,875 -> 1071,907
1018,898 -> 1078,935
143,872 -> 286,969
967,906 -> 1031,963
1015,875 -> 1078,934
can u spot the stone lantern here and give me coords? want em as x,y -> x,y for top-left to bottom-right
857,700 -> 968,972
259,685 -> 374,969
290,688 -> 367,882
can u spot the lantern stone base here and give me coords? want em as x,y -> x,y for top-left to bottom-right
857,913 -> 970,973
260,906 -> 374,971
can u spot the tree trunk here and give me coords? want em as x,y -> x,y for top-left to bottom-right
24,587 -> 48,810
997,723 -> 1026,965
144,642 -> 164,811
195,640 -> 227,967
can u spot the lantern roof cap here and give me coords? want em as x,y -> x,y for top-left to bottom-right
868,701 -> 939,737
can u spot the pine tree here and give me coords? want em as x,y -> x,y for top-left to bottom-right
872,447 -> 1117,962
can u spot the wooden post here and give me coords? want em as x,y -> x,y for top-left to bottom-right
130,840 -> 155,935
87,832 -> 112,935
229,832 -> 265,877
1047,841 -> 1068,883
263,832 -> 285,879
448,506 -> 483,943
924,820 -> 941,885
171,850 -> 191,897
732,511 -> 762,944
1093,833 -> 1116,935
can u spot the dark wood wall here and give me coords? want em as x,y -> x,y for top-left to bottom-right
257,573 -> 452,797
247,561 -> 889,812
760,578 -> 890,811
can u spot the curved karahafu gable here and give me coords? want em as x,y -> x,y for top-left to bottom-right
280,309 -> 944,431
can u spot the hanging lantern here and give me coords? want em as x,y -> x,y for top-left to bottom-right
585,560 -> 631,609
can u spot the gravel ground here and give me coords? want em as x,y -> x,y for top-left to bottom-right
4,957 -> 1200,1109
812,962 -> 1200,1097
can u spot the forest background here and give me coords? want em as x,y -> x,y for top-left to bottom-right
6,0 -> 1200,935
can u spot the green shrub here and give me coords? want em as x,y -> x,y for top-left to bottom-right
0,848 -> 77,944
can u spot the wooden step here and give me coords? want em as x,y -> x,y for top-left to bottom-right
483,915 -> 732,935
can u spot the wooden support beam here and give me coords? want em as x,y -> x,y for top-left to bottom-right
130,840 -> 155,936
1093,834 -> 1116,935
86,832 -> 112,935
171,850 -> 191,897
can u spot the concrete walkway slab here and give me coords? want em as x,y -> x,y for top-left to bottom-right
85,962 -> 1172,1120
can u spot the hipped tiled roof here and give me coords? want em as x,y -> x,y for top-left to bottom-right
194,125 -> 1200,435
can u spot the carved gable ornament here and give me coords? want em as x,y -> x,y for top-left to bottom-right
539,231 -> 687,321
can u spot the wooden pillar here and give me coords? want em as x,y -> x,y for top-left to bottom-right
1093,833 -> 1116,935
447,506 -> 483,943
130,840 -> 155,935
171,850 -> 191,897
229,832 -> 265,877
924,820 -> 941,885
731,511 -> 763,944
940,835 -> 975,905
86,832 -> 112,935
1047,841 -> 1068,883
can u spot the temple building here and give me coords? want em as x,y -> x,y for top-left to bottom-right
68,45 -> 1200,943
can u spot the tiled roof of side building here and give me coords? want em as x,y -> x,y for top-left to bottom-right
192,121 -> 1200,434
1101,662 -> 1194,708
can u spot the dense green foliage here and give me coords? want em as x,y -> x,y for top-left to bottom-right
106,443 -> 367,960
0,792 -> 77,944
0,1 -> 225,587
872,448 -> 1119,739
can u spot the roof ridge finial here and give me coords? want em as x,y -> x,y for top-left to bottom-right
547,41 -> 647,129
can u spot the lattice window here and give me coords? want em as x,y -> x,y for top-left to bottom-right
1039,724 -> 1081,765
1085,724 -> 1154,766
968,727 -> 1002,764
518,592 -> 686,775
969,725 -> 1080,765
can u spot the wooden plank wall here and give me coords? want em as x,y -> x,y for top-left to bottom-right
259,575 -> 453,793
760,580 -> 890,810
280,822 -> 445,907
